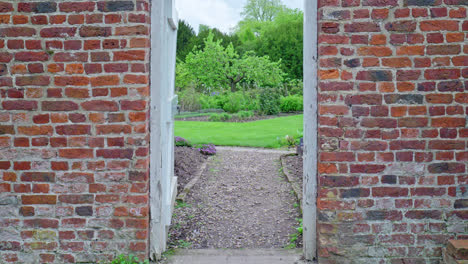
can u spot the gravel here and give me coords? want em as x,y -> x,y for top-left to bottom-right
168,147 -> 301,250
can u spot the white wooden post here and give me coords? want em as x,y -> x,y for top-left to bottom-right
149,0 -> 178,260
303,0 -> 318,261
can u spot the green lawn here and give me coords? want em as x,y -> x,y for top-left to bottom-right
175,115 -> 303,148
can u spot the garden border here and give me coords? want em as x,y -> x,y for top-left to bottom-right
280,154 -> 304,213
175,156 -> 211,202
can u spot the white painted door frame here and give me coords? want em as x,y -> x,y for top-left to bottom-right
303,0 -> 318,261
149,0 -> 178,259
149,0 -> 318,261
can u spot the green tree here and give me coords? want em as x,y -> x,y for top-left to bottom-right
241,0 -> 285,22
183,32 -> 284,92
254,9 -> 303,80
176,20 -> 196,61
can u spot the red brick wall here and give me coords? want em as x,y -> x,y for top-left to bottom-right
0,1 -> 151,263
317,0 -> 467,263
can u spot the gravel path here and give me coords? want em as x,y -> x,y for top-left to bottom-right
168,147 -> 301,249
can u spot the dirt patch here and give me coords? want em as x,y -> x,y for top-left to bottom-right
282,155 -> 303,189
169,147 -> 301,250
174,147 -> 208,194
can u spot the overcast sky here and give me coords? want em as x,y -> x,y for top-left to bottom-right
175,0 -> 303,34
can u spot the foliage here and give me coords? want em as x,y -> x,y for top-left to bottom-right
174,136 -> 192,147
197,144 -> 217,155
254,9 -> 304,80
176,20 -> 196,61
183,32 -> 284,92
208,111 -> 255,122
280,95 -> 303,113
286,218 -> 303,249
175,115 -> 303,149
209,113 -> 231,122
175,61 -> 196,90
175,200 -> 191,209
234,110 -> 254,120
178,86 -> 201,112
192,25 -> 241,52
258,87 -> 281,115
241,0 -> 285,21
111,254 -> 149,264
277,135 -> 297,148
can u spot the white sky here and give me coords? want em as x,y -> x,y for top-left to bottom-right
175,0 -> 304,34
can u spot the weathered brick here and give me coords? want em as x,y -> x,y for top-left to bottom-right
97,1 -> 135,12
42,101 -> 79,111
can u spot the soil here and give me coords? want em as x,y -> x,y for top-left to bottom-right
174,147 -> 208,194
281,155 -> 303,190
169,147 -> 301,250
175,112 -> 301,122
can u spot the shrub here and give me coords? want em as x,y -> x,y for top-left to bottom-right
233,110 -> 254,120
259,87 -> 281,115
278,135 -> 297,147
280,95 -> 303,113
208,113 -> 231,122
175,136 -> 192,147
223,92 -> 245,113
197,144 -> 216,155
178,87 -> 201,112
199,93 -> 225,110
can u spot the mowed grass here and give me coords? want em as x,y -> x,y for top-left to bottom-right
175,115 -> 303,148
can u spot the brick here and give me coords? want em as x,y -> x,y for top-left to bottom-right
59,149 -> 94,159
420,20 -> 459,31
432,117 -> 465,127
385,21 -> 417,32
115,25 -> 148,36
40,27 -> 76,38
98,1 -> 135,12
373,187 -> 408,197
427,45 -> 461,55
0,27 -> 36,37
59,195 -> 93,204
96,149 -> 133,159
320,176 -> 359,187
398,118 -> 428,127
345,22 -> 380,32
404,0 -> 440,5
79,26 -> 111,37
363,0 -> 398,6
59,2 -> 95,12
22,195 -> 57,205
357,70 -> 393,81
18,2 -> 57,13
114,50 -> 146,61
16,76 -> 50,86
55,76 -> 89,86
90,75 -> 119,86
429,140 -> 465,150
358,47 -> 392,57
361,118 -> 397,128
2,101 -> 38,111
56,125 -> 91,135
21,172 -> 55,182
42,101 -> 79,111
428,163 -> 465,173
81,101 -> 119,112
405,210 -> 442,220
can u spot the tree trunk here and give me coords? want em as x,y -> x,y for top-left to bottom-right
230,82 -> 237,92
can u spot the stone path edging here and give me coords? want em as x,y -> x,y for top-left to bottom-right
280,154 -> 303,213
176,156 -> 211,202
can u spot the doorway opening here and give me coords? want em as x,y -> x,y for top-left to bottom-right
149,0 -> 318,261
